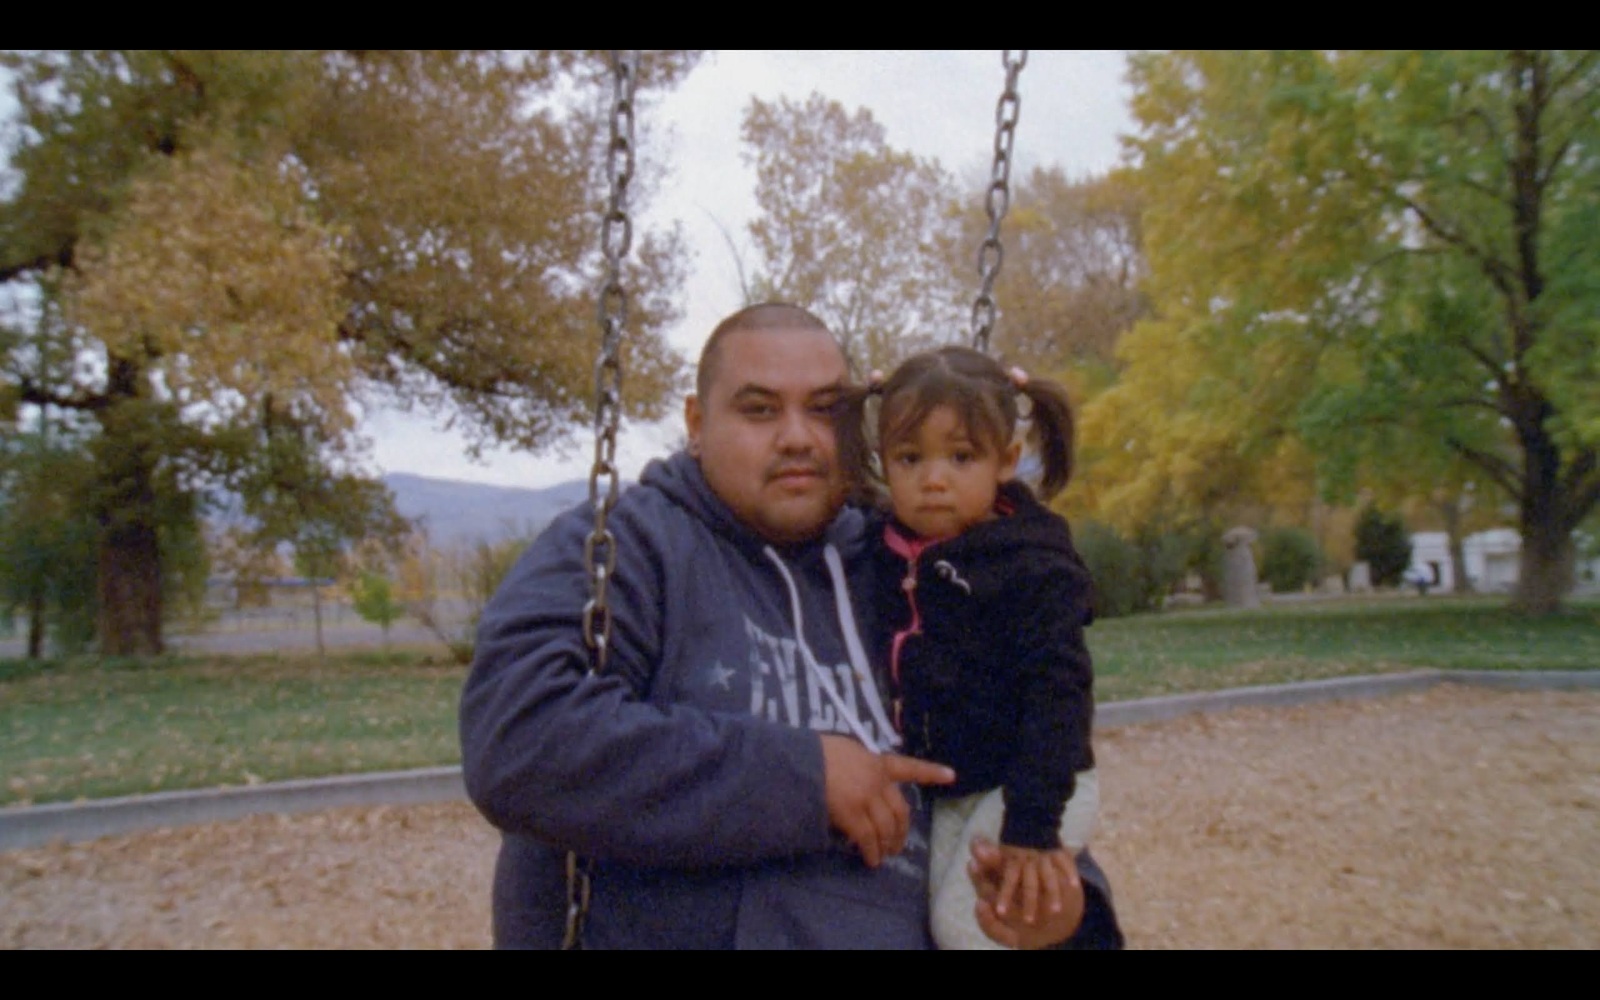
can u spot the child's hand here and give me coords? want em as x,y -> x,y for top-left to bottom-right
993,844 -> 1082,926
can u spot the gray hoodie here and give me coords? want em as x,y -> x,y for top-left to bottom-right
460,450 -> 930,948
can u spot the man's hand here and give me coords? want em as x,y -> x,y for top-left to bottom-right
967,835 -> 1084,949
820,734 -> 954,868
989,843 -> 1079,926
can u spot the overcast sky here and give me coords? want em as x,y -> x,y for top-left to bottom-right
366,50 -> 1140,489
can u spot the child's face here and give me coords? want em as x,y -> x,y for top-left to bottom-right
882,404 -> 1020,540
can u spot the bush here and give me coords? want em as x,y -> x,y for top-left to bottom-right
1260,527 -> 1324,594
1075,521 -> 1189,618
1355,506 -> 1412,588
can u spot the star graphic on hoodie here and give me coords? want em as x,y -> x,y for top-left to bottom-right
707,661 -> 736,690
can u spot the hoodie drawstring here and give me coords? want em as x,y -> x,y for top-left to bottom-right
763,545 -> 900,754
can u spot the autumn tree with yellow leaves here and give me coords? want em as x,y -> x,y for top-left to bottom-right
741,93 -> 967,375
0,50 -> 700,654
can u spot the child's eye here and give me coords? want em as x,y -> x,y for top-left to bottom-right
952,450 -> 976,465
890,452 -> 919,467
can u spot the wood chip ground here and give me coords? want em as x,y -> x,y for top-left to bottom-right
4,684 -> 1597,949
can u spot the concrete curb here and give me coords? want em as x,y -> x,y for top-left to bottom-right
4,670 -> 1596,852
1095,669 -> 1446,729
0,767 -> 465,853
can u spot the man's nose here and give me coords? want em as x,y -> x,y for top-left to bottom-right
774,407 -> 818,452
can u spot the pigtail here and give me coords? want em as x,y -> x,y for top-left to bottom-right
832,381 -> 886,509
1019,376 -> 1077,500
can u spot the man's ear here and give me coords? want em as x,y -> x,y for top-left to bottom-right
684,394 -> 702,457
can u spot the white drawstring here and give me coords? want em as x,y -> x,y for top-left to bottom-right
763,546 -> 897,754
823,543 -> 900,750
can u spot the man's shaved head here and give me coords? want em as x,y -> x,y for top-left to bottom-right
696,303 -> 837,400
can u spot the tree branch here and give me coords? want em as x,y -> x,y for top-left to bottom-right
1398,195 -> 1518,300
1560,447 -> 1599,528
1446,435 -> 1522,502
17,377 -> 110,413
0,246 -> 76,284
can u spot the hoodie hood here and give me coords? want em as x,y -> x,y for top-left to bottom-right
638,451 -> 892,753
639,450 -> 870,566
877,478 -> 1097,633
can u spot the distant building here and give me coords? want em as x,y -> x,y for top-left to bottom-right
1408,529 -> 1599,593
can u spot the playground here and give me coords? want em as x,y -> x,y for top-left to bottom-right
4,680 -> 1596,949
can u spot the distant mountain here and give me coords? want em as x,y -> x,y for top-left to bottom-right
382,472 -> 613,549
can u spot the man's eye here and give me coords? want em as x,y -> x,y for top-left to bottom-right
740,404 -> 776,418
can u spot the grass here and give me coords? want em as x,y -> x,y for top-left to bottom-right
1,649 -> 467,808
2,595 -> 1596,808
1089,593 -> 1600,703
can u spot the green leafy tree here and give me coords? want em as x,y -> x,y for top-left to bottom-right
1,50 -> 700,654
350,570 -> 403,651
245,410 -> 412,660
0,423 -> 98,657
742,93 -> 966,375
1114,50 -> 1600,614
1355,506 -> 1412,588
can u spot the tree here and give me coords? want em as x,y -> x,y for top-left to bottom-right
971,166 -> 1150,377
1118,50 -> 1600,615
742,93 -> 966,375
350,569 -> 403,651
0,422 -> 98,657
400,529 -> 535,665
1355,505 -> 1412,589
1,50 -> 700,653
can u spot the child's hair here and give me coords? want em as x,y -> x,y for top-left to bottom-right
835,345 -> 1077,502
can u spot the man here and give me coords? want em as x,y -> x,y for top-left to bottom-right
459,303 -> 1120,948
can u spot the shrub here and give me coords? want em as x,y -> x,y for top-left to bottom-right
1354,506 -> 1411,588
1075,520 -> 1189,618
1260,527 -> 1324,594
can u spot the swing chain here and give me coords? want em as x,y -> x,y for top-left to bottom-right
971,50 -> 1027,355
583,49 -> 638,675
569,48 -> 638,953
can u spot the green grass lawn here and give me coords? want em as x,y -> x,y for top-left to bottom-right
2,595 -> 1595,808
1089,593 -> 1600,703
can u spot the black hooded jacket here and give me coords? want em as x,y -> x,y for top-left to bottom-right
868,479 -> 1097,849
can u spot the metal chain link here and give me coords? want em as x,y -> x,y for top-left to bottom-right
582,50 -> 637,676
970,50 -> 1027,355
567,48 -> 638,953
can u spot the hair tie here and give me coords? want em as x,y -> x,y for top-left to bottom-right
868,369 -> 886,395
1008,366 -> 1029,390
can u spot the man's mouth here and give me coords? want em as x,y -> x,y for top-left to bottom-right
770,465 -> 822,483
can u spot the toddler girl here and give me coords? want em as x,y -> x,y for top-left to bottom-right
839,345 -> 1100,950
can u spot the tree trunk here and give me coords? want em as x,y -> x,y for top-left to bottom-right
97,517 -> 164,656
1438,496 -> 1474,594
94,376 -> 166,657
26,592 -> 45,660
311,584 -> 326,660
1513,507 -> 1574,617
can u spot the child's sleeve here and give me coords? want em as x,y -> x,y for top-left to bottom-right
1000,557 -> 1096,849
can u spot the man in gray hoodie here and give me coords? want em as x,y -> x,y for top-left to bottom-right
459,303 -> 1120,949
